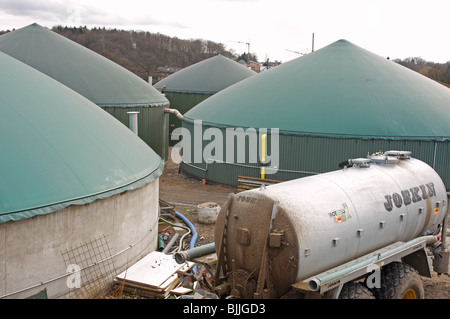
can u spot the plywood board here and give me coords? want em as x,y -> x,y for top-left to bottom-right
116,251 -> 193,290
170,286 -> 193,295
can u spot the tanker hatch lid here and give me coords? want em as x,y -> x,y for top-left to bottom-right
368,154 -> 399,165
383,150 -> 412,160
350,158 -> 371,167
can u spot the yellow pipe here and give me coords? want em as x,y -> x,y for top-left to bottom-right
261,134 -> 267,179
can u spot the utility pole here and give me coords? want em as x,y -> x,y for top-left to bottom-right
312,33 -> 315,52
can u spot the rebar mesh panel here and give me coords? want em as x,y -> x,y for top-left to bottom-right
61,234 -> 116,298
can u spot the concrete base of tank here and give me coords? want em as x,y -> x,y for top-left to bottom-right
0,179 -> 159,299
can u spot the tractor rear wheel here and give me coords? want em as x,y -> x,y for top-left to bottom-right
339,282 -> 375,299
368,262 -> 424,299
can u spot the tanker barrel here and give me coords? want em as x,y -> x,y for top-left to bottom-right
214,153 -> 448,297
174,242 -> 216,264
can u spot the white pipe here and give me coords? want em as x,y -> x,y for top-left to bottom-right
127,111 -> 139,135
164,108 -> 184,120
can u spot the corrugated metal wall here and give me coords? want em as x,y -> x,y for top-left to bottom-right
179,121 -> 450,189
434,141 -> 450,189
102,106 -> 169,160
163,92 -> 212,146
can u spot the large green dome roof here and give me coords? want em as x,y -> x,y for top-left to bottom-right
0,52 -> 163,222
154,54 -> 256,94
185,40 -> 450,141
0,23 -> 168,108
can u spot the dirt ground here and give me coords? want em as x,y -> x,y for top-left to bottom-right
159,155 -> 234,247
159,151 -> 450,299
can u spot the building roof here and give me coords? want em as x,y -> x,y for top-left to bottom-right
184,40 -> 450,141
154,54 -> 256,94
0,23 -> 169,108
0,51 -> 163,223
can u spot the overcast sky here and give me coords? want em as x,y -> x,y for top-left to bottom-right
0,0 -> 449,63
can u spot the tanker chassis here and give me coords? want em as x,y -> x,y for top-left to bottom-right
181,151 -> 450,299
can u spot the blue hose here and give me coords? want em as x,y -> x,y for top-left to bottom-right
175,210 -> 198,273
175,211 -> 198,249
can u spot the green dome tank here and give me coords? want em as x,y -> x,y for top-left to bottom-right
154,55 -> 256,145
180,40 -> 450,188
154,54 -> 256,94
185,40 -> 450,140
0,51 -> 163,223
0,23 -> 170,158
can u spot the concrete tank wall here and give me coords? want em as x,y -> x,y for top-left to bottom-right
0,179 -> 159,299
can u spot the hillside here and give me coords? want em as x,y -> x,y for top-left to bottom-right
1,26 -> 449,85
394,57 -> 450,86
47,27 -> 450,86
52,26 -> 238,83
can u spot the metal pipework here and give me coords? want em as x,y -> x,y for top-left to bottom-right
162,233 -> 180,254
261,133 -> 267,179
174,242 -> 216,264
164,108 -> 184,120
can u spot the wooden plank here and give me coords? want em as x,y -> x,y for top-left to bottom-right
170,286 -> 193,295
120,279 -> 181,298
238,175 -> 281,183
237,176 -> 281,192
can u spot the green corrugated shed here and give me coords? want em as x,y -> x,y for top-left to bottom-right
180,40 -> 450,188
0,51 -> 163,223
154,55 -> 255,145
0,23 -> 170,159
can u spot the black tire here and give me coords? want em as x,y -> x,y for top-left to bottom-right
368,262 -> 424,299
339,282 -> 375,299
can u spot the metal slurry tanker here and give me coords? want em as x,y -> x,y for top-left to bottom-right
186,151 -> 449,299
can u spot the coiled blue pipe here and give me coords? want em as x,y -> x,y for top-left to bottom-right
175,210 -> 198,272
175,211 -> 197,249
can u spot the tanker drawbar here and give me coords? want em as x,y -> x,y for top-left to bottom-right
185,151 -> 450,299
